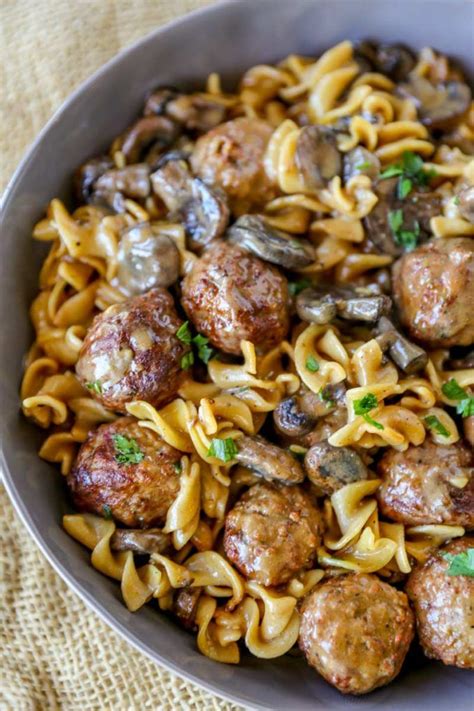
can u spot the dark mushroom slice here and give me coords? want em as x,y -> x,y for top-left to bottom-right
74,155 -> 115,204
447,348 -> 474,370
458,186 -> 474,223
173,587 -> 202,631
120,116 -> 180,164
165,94 -> 227,132
374,44 -> 416,81
294,125 -> 342,190
143,86 -> 180,116
227,214 -> 316,269
116,222 -> 180,296
397,77 -> 471,130
234,435 -> 305,485
364,176 -> 441,256
110,528 -> 171,555
343,147 -> 381,183
296,285 -> 391,325
151,158 -> 229,251
374,316 -> 428,374
304,442 -> 370,495
273,396 -> 317,439
353,40 -> 377,74
92,163 -> 151,212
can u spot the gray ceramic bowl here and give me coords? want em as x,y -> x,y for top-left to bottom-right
1,0 -> 473,708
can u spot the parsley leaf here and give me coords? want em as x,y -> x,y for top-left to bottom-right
353,392 -> 384,430
380,164 -> 404,179
388,208 -> 403,233
288,278 -> 311,296
112,434 -> 144,465
192,333 -> 214,364
441,378 -> 474,418
442,548 -> 474,577
318,387 -> 335,409
453,196 -> 460,206
207,437 -> 238,463
86,381 -> 103,395
181,351 -> 195,370
457,398 -> 474,418
176,321 -> 193,345
388,209 -> 419,251
306,355 -> 320,372
424,415 -> 449,438
102,504 -> 113,520
380,151 -> 436,194
355,161 -> 373,171
397,176 -> 413,199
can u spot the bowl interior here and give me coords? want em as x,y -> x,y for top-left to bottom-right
1,1 -> 473,708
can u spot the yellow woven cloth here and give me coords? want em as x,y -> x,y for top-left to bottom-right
0,2 -> 243,709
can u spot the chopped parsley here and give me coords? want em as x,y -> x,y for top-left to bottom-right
355,160 -> 373,171
176,320 -> 193,345
102,504 -> 113,520
193,333 -> 214,364
380,151 -> 437,200
207,437 -> 238,463
441,548 -> 474,577
288,278 -> 311,296
177,323 -> 214,366
424,415 -> 449,438
181,351 -> 195,370
441,378 -> 474,418
318,387 -> 335,409
388,208 -> 420,251
453,196 -> 460,206
353,392 -> 384,430
112,434 -> 144,465
306,355 -> 320,373
173,461 -> 183,473
86,381 -> 102,395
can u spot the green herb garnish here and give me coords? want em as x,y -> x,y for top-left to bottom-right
112,434 -> 144,465
176,320 -> 193,345
173,461 -> 183,473
102,504 -> 113,520
318,387 -> 335,409
289,446 -> 306,461
453,196 -> 460,206
353,393 -> 384,430
441,378 -> 474,418
306,355 -> 320,373
380,151 -> 437,200
288,278 -> 311,296
193,333 -> 214,364
181,351 -> 195,370
388,208 -> 420,251
86,381 -> 102,394
177,322 -> 214,364
207,437 -> 239,463
441,548 -> 474,577
397,176 -> 413,200
424,415 -> 449,438
355,160 -> 373,171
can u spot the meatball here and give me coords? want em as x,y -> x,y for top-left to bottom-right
223,482 -> 323,586
299,574 -> 415,695
392,237 -> 474,347
76,288 -> 189,413
67,417 -> 181,528
181,241 -> 290,355
406,537 -> 474,668
377,439 -> 474,528
190,117 -> 275,212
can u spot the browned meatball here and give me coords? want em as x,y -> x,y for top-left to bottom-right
76,288 -> 189,413
181,241 -> 289,355
406,537 -> 474,669
190,117 -> 275,212
299,574 -> 415,695
377,439 -> 474,528
67,417 -> 181,528
392,237 -> 474,347
223,482 -> 322,586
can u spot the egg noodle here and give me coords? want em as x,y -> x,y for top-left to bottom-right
21,40 -> 473,665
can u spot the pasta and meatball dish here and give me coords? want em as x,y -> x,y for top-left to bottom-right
21,40 -> 473,695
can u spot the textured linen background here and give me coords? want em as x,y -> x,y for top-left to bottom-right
0,2 -> 244,709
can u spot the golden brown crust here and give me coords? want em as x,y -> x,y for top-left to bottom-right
67,417 -> 181,527
377,439 -> 474,528
181,241 -> 290,355
406,537 -> 474,668
299,574 -> 415,695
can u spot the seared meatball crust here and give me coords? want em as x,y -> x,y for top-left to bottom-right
67,417 -> 181,528
377,440 -> 474,528
406,537 -> 474,669
181,241 -> 290,355
393,237 -> 474,347
223,482 -> 322,587
76,288 -> 189,413
299,574 -> 415,695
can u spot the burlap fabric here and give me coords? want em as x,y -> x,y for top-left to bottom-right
0,2 -> 244,709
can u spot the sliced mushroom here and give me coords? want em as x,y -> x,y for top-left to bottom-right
74,155 -> 114,204
110,528 -> 171,555
294,125 -> 342,190
116,222 -> 180,295
143,86 -> 180,116
151,158 -> 229,251
353,41 -> 376,74
92,163 -> 151,209
234,435 -> 305,485
364,176 -> 441,256
458,186 -> 474,223
296,285 -> 391,325
166,94 -> 227,132
343,146 -> 381,183
120,116 -> 180,164
447,348 -> 474,370
374,316 -> 428,374
173,587 -> 202,631
374,44 -> 416,81
273,396 -> 317,439
398,76 -> 471,129
227,214 -> 316,269
304,442 -> 369,495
